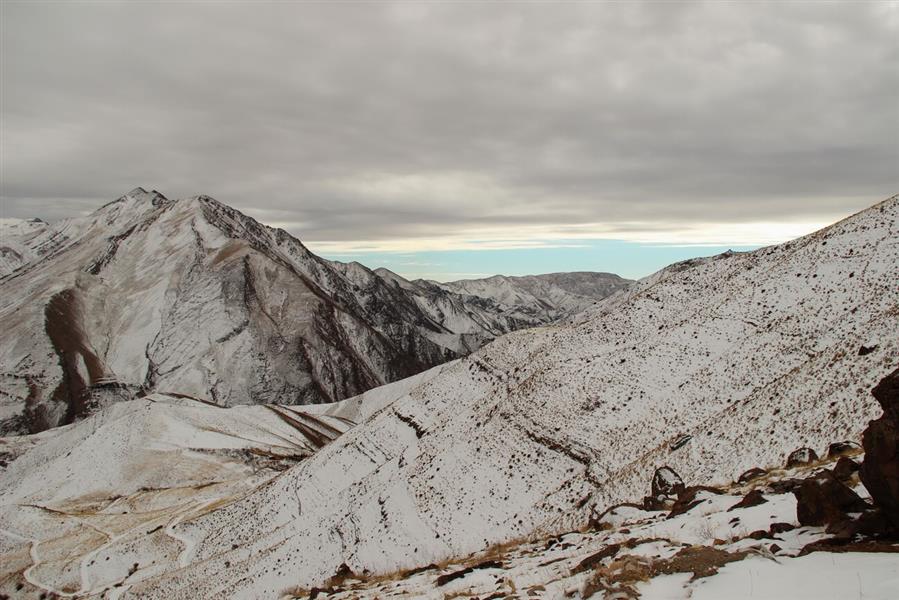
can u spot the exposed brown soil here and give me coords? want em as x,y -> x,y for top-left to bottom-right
582,544 -> 752,599
44,288 -> 108,424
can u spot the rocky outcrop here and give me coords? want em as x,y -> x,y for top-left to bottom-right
859,367 -> 899,529
786,447 -> 819,467
652,466 -> 685,497
728,489 -> 768,511
644,466 -> 685,510
736,467 -> 767,485
832,456 -> 860,482
827,441 -> 861,459
668,485 -> 723,518
793,470 -> 868,527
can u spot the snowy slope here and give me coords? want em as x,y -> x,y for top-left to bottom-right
0,189 -> 625,435
48,195 -> 893,598
279,452 -> 897,600
0,393 -> 353,597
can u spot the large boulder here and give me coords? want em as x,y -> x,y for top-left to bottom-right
859,368 -> 899,529
737,467 -> 767,485
668,485 -> 723,518
793,470 -> 869,527
827,441 -> 861,459
832,456 -> 860,482
786,447 -> 819,468
651,466 -> 685,497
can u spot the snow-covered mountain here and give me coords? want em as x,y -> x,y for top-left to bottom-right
0,189 -> 627,434
1,195 -> 893,598
438,271 -> 632,322
375,269 -> 633,333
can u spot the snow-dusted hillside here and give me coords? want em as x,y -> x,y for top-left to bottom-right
0,393 -> 354,597
0,189 -> 626,434
369,269 -> 633,352
0,218 -> 49,275
1,194 -> 886,599
436,271 -> 632,323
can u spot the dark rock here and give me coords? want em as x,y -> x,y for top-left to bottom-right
670,435 -> 692,451
859,368 -> 899,529
799,538 -> 899,556
833,456 -> 860,482
728,489 -> 768,511
737,467 -> 767,485
852,508 -> 894,538
786,447 -> 819,468
571,543 -> 621,574
769,543 -> 782,554
793,470 -> 869,527
651,466 -> 685,497
767,478 -> 803,494
827,441 -> 861,459
748,530 -> 769,540
435,560 -> 503,586
858,345 -> 878,356
668,485 -> 723,518
769,522 -> 795,535
870,366 -> 899,421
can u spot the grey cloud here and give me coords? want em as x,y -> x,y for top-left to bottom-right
1,1 -> 896,242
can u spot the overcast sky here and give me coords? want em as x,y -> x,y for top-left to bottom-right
1,1 -> 897,279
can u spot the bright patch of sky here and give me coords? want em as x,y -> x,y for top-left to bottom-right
316,240 -> 760,282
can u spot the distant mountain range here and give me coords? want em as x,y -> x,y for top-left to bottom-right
0,189 -> 630,434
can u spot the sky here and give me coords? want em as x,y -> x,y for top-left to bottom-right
1,1 -> 896,281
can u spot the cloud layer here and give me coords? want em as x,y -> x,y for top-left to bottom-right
2,1 -> 896,249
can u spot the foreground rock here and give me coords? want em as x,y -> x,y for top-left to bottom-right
793,470 -> 868,527
644,466 -> 685,509
786,447 -> 819,468
859,367 -> 899,530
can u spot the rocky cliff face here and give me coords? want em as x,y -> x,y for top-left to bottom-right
0,189 -> 628,435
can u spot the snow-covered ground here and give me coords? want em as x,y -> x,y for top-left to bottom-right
278,455 -> 897,600
0,393 -> 355,597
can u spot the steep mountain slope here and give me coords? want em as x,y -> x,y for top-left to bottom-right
33,195 -> 890,599
0,189 -> 626,435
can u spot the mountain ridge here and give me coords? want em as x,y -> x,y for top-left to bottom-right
0,189 -> 629,434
